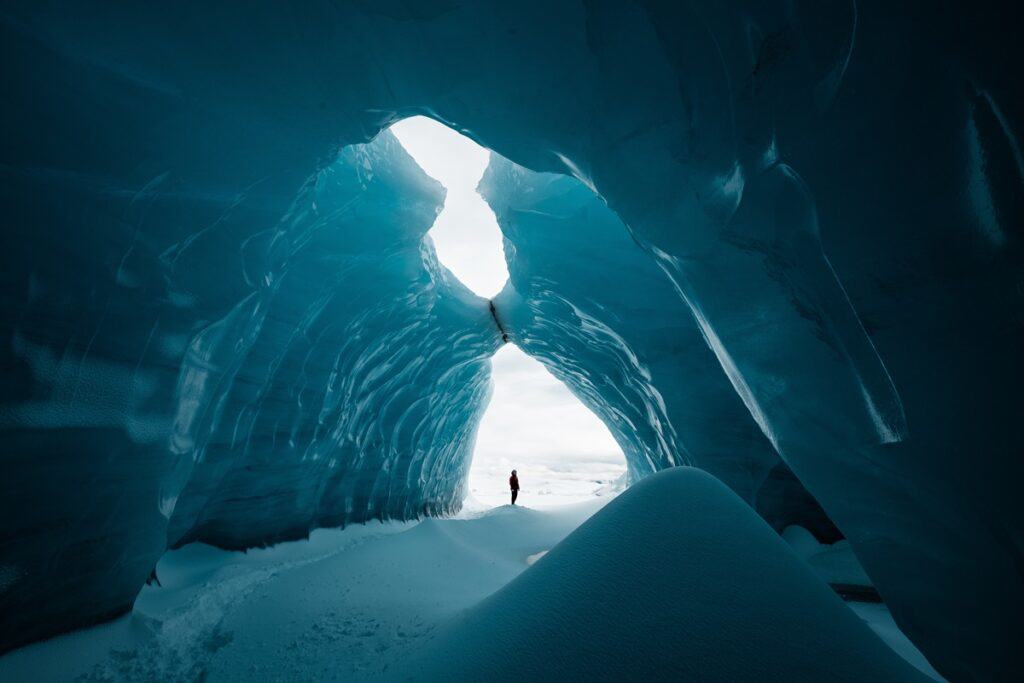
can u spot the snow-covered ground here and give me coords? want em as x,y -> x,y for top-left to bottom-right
0,499 -> 603,681
1,471 -> 941,681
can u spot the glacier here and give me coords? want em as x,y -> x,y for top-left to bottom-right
1,2 -> 1022,680
484,156 -> 840,539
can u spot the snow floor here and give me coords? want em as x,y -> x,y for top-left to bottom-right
0,492 -> 942,682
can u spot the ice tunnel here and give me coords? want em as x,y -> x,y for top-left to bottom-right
0,2 -> 1021,680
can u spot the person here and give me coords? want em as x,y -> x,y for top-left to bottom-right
509,469 -> 520,505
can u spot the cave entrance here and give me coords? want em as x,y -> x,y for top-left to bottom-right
467,344 -> 626,508
391,116 -> 626,507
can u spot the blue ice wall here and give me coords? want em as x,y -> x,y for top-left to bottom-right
484,157 -> 839,539
1,2 -> 1021,678
0,114 -> 498,650
165,133 -> 498,549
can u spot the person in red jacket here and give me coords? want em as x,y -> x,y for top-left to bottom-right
509,470 -> 520,505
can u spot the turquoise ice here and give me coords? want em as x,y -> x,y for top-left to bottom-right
1,3 -> 1021,679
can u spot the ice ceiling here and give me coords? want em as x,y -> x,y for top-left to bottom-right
0,2 -> 1021,680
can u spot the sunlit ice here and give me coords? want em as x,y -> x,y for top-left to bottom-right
391,116 -> 626,508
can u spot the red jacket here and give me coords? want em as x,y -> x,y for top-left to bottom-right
509,474 -> 519,491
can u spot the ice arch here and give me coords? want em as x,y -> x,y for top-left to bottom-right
484,155 -> 838,534
1,3 -> 1021,680
390,116 -> 629,508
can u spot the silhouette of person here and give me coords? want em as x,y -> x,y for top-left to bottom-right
509,469 -> 520,505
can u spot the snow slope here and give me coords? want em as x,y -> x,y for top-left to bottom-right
0,500 -> 604,681
387,468 -> 931,682
0,472 -> 940,681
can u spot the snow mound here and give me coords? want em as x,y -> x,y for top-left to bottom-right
388,468 -> 929,681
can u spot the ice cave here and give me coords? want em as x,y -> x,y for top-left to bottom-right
0,2 -> 1021,681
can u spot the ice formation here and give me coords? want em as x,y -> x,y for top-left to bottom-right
164,132 -> 498,549
1,2 -> 1021,680
484,156 -> 839,537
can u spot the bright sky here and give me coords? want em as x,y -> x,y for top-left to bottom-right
466,345 -> 627,508
388,116 -> 508,297
390,116 -> 625,508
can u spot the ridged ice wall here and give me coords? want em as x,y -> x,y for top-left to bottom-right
1,3 -> 1021,678
484,157 -> 839,538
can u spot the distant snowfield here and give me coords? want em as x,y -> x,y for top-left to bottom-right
465,345 -> 628,509
0,472 -> 942,682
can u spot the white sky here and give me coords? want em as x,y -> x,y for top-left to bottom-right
466,345 -> 627,508
390,116 -> 625,508
388,116 -> 509,297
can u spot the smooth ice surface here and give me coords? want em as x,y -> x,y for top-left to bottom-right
2,3 -> 1022,678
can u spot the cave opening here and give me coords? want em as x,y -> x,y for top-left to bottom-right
391,116 -> 627,508
389,115 -> 509,297
466,344 -> 626,508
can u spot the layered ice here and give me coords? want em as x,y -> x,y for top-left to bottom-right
165,132 -> 498,549
0,126 -> 500,650
484,156 -> 838,537
1,2 -> 1022,679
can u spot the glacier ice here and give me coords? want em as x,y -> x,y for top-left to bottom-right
484,155 -> 839,538
0,125 -> 500,650
165,132 -> 499,549
1,2 -> 1022,679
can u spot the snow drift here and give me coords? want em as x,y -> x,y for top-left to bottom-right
388,468 -> 929,682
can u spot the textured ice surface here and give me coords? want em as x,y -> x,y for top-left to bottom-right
0,124 -> 500,651
484,156 -> 838,535
164,131 -> 498,549
1,2 -> 1021,678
